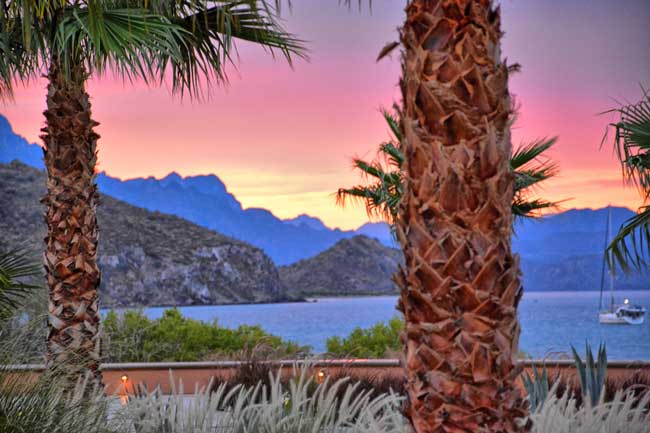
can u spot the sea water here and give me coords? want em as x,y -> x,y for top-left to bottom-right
141,290 -> 650,360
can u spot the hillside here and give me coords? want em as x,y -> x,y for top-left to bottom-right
279,211 -> 650,296
0,114 -> 357,265
279,236 -> 404,297
0,161 -> 290,307
95,172 -> 356,265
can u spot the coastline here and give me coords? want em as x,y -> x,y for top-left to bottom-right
103,288 -> 650,310
101,295 -> 308,311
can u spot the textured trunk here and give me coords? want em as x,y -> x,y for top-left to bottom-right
395,1 -> 526,432
41,57 -> 102,382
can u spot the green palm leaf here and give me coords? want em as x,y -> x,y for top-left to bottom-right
337,109 -> 559,226
512,137 -> 560,218
606,205 -> 650,273
0,248 -> 40,320
604,88 -> 650,272
0,1 -> 306,99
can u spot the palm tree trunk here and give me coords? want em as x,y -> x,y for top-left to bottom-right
41,56 -> 102,382
395,1 -> 527,432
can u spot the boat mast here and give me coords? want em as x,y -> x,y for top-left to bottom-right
608,207 -> 615,310
599,207 -> 613,311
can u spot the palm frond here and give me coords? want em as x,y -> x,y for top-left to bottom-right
165,1 -> 306,97
512,137 -> 560,218
380,142 -> 403,168
606,205 -> 650,273
337,144 -> 402,224
352,158 -> 389,181
512,199 -> 558,220
56,6 -> 187,84
381,109 -> 402,144
0,12 -> 43,99
0,1 -> 305,99
603,88 -> 650,272
336,185 -> 394,222
0,248 -> 40,320
337,110 -> 560,225
603,87 -> 650,198
511,137 -> 557,170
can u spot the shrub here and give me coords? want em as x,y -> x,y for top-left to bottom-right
530,387 -> 650,433
124,368 -> 407,433
103,308 -> 308,362
552,372 -> 650,410
0,372 -> 123,433
326,316 -> 402,358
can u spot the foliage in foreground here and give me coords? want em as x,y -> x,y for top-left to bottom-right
0,249 -> 119,432
0,373 -> 118,433
0,248 -> 39,323
103,308 -> 307,362
124,369 -> 407,433
530,388 -> 650,433
206,354 -> 408,403
524,342 -> 609,413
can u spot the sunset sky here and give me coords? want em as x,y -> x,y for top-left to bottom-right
2,0 -> 649,230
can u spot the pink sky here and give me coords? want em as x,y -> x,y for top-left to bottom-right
2,0 -> 649,230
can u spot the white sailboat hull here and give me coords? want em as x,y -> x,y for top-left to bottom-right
598,312 -> 643,325
599,306 -> 646,325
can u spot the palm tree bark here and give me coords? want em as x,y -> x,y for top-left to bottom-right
395,1 -> 527,432
41,57 -> 102,382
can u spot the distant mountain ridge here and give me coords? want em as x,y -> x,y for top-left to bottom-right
95,170 -> 355,265
0,161 -> 291,307
2,114 -> 649,293
0,116 -> 44,169
0,114 -> 360,265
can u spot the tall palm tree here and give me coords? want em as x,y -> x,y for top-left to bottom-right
604,89 -> 650,273
395,2 -> 527,432
0,0 -> 304,380
337,109 -> 559,226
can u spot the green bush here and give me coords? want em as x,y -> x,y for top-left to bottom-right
103,308 -> 307,362
326,316 -> 403,358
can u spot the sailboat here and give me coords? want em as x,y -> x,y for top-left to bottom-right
598,207 -> 646,325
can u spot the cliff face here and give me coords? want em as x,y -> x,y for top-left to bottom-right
0,161 -> 289,307
279,235 -> 404,297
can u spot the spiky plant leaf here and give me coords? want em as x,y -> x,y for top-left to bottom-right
571,342 -> 608,407
530,386 -> 650,433
124,367 -> 406,433
521,364 -> 551,413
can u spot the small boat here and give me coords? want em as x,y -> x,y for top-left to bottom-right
598,207 -> 646,325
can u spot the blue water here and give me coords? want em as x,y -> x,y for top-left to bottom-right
140,290 -> 650,360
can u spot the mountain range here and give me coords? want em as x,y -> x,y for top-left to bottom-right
1,113 -> 648,295
0,161 -> 291,307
